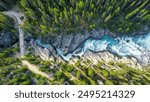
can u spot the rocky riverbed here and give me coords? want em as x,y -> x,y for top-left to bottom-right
28,29 -> 150,69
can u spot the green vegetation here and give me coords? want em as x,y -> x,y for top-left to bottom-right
0,0 -> 20,11
19,0 -> 149,36
0,47 -> 50,85
0,0 -> 150,85
0,13 -> 18,48
0,13 -> 15,31
0,48 -> 150,85
21,54 -> 150,85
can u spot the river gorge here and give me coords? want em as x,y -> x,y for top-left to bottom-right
2,8 -> 150,68
35,31 -> 150,67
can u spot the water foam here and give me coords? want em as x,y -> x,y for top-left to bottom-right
36,32 -> 150,64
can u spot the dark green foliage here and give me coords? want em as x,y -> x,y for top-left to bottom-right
1,49 -> 150,85
87,68 -> 95,77
21,55 -> 150,85
23,54 -> 41,64
53,71 -> 69,84
0,13 -> 18,48
104,80 -> 113,85
0,13 -> 14,31
0,47 -> 50,85
1,0 -> 20,5
75,70 -> 82,78
19,0 -> 149,36
102,69 -> 109,77
0,0 -> 20,11
61,63 -> 74,72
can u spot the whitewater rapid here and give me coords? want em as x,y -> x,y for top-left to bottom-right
35,32 -> 150,64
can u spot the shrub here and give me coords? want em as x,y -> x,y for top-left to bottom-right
104,80 -> 113,85
75,70 -> 82,78
87,68 -> 95,77
102,69 -> 109,77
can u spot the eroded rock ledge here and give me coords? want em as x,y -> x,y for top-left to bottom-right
32,44 -> 143,69
26,29 -> 150,69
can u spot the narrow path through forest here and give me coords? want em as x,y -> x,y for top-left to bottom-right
22,60 -> 51,79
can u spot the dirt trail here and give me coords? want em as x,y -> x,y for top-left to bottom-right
22,60 -> 51,79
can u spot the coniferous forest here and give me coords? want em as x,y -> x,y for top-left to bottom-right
0,0 -> 150,85
19,0 -> 150,36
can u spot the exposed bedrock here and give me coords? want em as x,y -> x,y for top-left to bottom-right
45,29 -> 112,54
29,29 -> 150,69
31,42 -> 143,69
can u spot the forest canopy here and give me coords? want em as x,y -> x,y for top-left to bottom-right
0,13 -> 14,31
18,0 -> 150,36
0,0 -> 20,11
